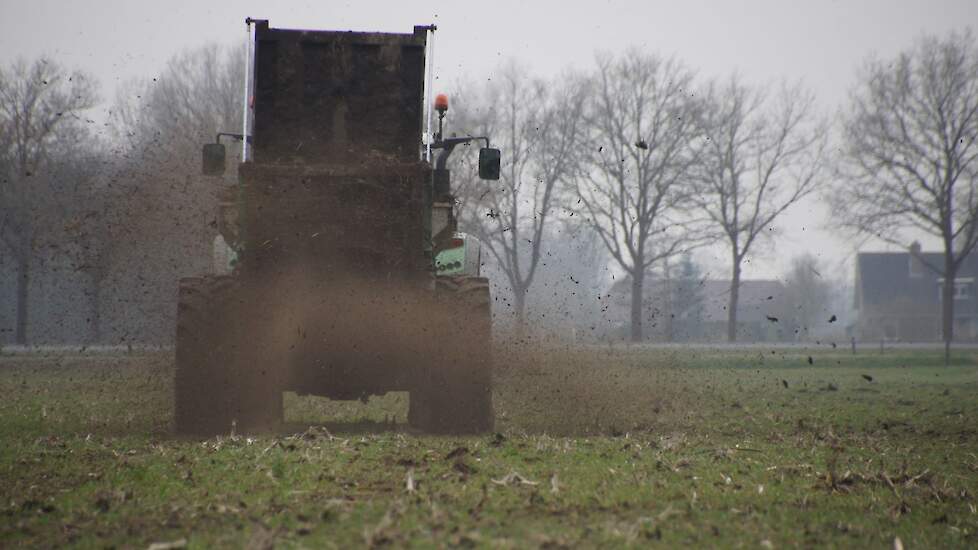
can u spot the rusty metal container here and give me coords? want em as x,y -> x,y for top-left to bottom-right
251,21 -> 429,164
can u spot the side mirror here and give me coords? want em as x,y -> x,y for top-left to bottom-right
202,143 -> 226,176
478,147 -> 501,180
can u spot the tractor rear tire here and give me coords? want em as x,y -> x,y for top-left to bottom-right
409,276 -> 494,434
174,276 -> 283,436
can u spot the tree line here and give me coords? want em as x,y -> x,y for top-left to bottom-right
0,45 -> 242,345
1,30 -> 976,345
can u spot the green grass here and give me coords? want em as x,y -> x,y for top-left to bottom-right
1,346 -> 977,548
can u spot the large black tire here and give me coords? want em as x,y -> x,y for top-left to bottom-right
409,276 -> 494,434
174,276 -> 283,436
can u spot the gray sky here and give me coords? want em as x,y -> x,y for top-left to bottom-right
2,0 -> 976,280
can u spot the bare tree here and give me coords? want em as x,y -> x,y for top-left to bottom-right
780,253 -> 832,340
452,63 -> 587,331
833,29 -> 978,359
112,43 -> 244,162
693,76 -> 827,341
0,57 -> 98,344
95,43 -> 245,345
574,50 -> 703,342
669,253 -> 706,341
527,223 -> 612,341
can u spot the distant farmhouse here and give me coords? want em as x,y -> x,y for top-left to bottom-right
608,277 -> 788,342
699,280 -> 787,342
855,242 -> 978,342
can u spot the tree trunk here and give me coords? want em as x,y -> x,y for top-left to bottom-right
727,256 -> 741,342
513,288 -> 527,337
663,262 -> 674,342
630,270 -> 645,342
942,251 -> 955,366
15,252 -> 29,345
90,268 -> 103,344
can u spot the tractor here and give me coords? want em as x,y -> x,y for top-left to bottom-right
174,20 -> 499,435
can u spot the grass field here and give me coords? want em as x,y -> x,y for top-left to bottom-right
1,345 -> 977,548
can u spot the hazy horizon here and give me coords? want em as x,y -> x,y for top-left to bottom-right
2,0 -> 976,280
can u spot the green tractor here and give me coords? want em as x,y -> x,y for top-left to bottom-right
175,20 -> 499,435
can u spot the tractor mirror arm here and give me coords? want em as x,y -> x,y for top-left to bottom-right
431,136 -> 490,149
215,132 -> 252,145
431,136 -> 490,169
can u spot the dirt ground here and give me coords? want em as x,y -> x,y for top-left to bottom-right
1,345 -> 977,547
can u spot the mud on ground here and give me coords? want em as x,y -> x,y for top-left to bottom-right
2,346 -> 977,547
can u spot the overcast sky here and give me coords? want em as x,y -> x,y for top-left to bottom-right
2,0 -> 976,281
